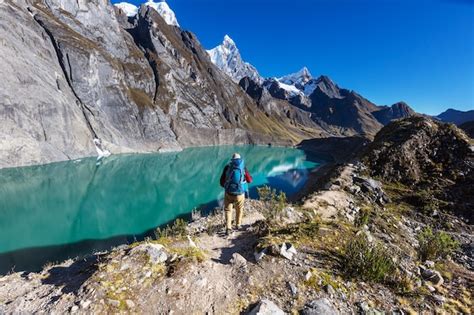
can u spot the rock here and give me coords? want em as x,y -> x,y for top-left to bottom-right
288,282 -> 298,296
433,294 -> 446,304
230,253 -> 247,270
80,300 -> 91,309
282,206 -> 304,223
305,271 -> 313,281
357,301 -> 384,315
424,260 -> 435,268
70,305 -> 79,312
279,242 -> 297,260
130,243 -> 168,264
248,299 -> 285,315
324,284 -> 335,296
107,299 -> 120,307
420,267 -> 444,286
254,248 -> 267,262
425,284 -> 436,292
302,298 -> 339,315
187,235 -> 197,248
125,300 -> 135,308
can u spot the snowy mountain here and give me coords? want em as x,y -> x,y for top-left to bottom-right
278,67 -> 312,88
207,35 -> 262,84
272,67 -> 320,97
113,0 -> 179,27
144,0 -> 179,26
114,2 -> 138,17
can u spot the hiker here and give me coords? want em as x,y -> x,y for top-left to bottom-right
219,153 -> 253,235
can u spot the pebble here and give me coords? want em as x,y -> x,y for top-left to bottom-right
288,282 -> 298,296
107,299 -> 120,307
125,299 -> 135,308
80,300 -> 91,309
324,284 -> 335,296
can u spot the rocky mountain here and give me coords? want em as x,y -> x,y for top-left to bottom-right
362,116 -> 474,219
205,36 -> 416,136
436,108 -> 474,125
0,0 -> 325,169
240,74 -> 416,137
371,102 -> 415,125
207,35 -> 262,84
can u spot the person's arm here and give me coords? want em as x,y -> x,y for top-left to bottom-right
244,168 -> 253,184
219,165 -> 228,187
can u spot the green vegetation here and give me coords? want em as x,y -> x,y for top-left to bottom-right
342,234 -> 396,283
355,205 -> 373,227
154,218 -> 188,240
417,226 -> 459,261
257,185 -> 287,223
170,246 -> 207,263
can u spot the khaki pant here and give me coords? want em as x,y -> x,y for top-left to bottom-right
224,193 -> 245,230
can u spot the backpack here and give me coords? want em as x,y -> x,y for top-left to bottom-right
224,158 -> 246,195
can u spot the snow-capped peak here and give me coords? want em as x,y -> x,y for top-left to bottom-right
113,1 -> 179,26
114,2 -> 139,17
278,67 -> 312,86
207,35 -> 262,84
223,34 -> 235,46
145,0 -> 180,26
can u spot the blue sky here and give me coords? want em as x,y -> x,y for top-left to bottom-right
115,0 -> 473,115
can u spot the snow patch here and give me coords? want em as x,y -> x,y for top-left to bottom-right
145,0 -> 180,26
114,2 -> 138,17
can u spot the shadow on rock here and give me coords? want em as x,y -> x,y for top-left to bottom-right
41,255 -> 103,294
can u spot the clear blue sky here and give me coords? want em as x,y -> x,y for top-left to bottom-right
115,0 -> 474,115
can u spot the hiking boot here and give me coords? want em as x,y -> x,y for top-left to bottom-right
235,225 -> 245,231
225,228 -> 233,237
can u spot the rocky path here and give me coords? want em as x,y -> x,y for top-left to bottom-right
146,210 -> 266,314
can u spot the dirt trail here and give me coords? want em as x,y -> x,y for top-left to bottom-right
146,210 -> 266,314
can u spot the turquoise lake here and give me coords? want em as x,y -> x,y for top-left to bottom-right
0,145 -> 324,273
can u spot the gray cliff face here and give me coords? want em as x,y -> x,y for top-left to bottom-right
0,0 -> 96,168
0,0 -> 323,168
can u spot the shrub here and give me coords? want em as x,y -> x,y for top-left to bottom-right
417,226 -> 459,261
257,185 -> 287,222
154,218 -> 188,239
343,234 -> 396,283
355,206 -> 372,227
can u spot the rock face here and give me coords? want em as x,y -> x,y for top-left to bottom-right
0,0 -> 321,168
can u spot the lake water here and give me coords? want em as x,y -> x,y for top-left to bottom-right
0,145 -> 324,273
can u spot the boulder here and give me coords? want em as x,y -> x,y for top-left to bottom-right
230,253 -> 248,270
254,248 -> 267,262
420,266 -> 444,286
301,298 -> 338,315
130,243 -> 168,264
248,299 -> 285,315
279,243 -> 297,260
